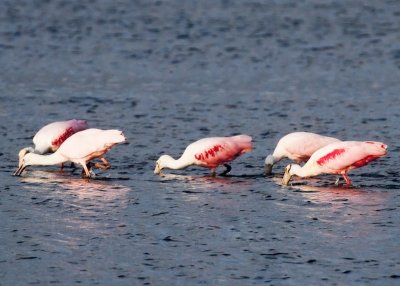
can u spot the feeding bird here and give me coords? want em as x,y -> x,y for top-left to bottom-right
15,128 -> 126,178
281,141 -> 387,186
18,119 -> 89,168
264,132 -> 341,175
154,135 -> 252,176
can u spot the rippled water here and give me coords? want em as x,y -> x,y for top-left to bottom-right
1,0 -> 400,285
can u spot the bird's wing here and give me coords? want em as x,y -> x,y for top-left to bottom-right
33,120 -> 89,152
58,129 -> 125,160
188,136 -> 251,166
281,133 -> 340,161
313,142 -> 371,171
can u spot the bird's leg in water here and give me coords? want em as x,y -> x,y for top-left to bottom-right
81,162 -> 94,178
219,164 -> 232,176
342,172 -> 352,186
211,168 -> 216,177
93,157 -> 111,170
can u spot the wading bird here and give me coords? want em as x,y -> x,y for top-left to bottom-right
17,119 -> 89,168
264,132 -> 341,175
154,135 -> 252,176
281,141 -> 387,186
15,128 -> 126,178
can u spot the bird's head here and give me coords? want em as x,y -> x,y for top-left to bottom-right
18,147 -> 34,165
15,149 -> 35,176
281,164 -> 303,185
154,155 -> 173,175
281,164 -> 293,185
264,154 -> 275,176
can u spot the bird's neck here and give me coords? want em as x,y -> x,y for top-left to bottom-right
265,154 -> 279,165
290,164 -> 308,178
24,147 -> 35,153
164,155 -> 193,170
27,152 -> 66,166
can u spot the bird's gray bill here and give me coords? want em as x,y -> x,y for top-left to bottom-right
264,164 -> 273,176
281,170 -> 291,185
14,165 -> 27,176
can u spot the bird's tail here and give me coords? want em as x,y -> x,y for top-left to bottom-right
71,119 -> 89,131
364,141 -> 387,156
232,134 -> 252,153
102,130 -> 127,144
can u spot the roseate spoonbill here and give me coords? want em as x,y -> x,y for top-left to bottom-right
154,135 -> 252,176
18,119 -> 89,168
264,132 -> 341,175
14,129 -> 126,178
281,141 -> 387,186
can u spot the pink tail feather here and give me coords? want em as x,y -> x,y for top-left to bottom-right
101,130 -> 126,144
232,134 -> 252,153
71,119 -> 89,131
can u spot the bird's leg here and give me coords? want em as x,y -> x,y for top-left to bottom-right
219,164 -> 232,176
92,157 -> 111,170
81,162 -> 93,178
211,168 -> 216,177
342,173 -> 352,186
62,162 -> 76,172
335,177 -> 340,185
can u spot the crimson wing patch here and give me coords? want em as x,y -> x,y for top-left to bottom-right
316,148 -> 345,166
51,127 -> 75,147
194,144 -> 224,161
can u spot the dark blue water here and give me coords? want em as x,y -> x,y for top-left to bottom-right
1,0 -> 399,285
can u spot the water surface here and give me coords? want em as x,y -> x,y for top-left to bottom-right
1,0 -> 399,285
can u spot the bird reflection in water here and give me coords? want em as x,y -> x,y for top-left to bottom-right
156,172 -> 256,211
17,171 -> 133,249
20,170 -> 133,217
158,173 -> 255,190
274,174 -> 387,203
275,176 -> 389,228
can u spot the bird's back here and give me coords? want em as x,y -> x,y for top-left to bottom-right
185,135 -> 252,167
58,128 -> 126,160
33,119 -> 88,153
275,132 -> 340,161
229,134 -> 253,154
307,141 -> 387,171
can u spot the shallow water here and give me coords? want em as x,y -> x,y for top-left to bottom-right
1,0 -> 400,285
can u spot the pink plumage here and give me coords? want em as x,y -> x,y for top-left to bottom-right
282,141 -> 388,185
18,119 -> 89,170
264,132 -> 340,175
312,141 -> 387,172
57,129 -> 126,162
154,135 -> 252,175
33,119 -> 89,153
15,128 -> 126,178
192,135 -> 252,168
